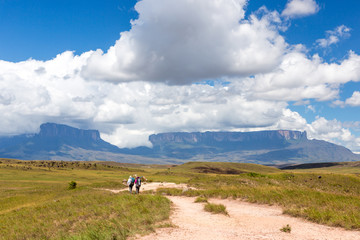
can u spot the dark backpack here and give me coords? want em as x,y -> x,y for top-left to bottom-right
136,177 -> 141,187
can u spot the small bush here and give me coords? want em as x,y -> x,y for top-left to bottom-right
68,181 -> 77,190
204,203 -> 229,216
247,172 -> 266,178
194,196 -> 208,203
280,224 -> 291,233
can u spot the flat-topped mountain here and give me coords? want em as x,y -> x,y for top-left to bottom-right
150,130 -> 307,144
146,131 -> 359,164
149,130 -> 307,153
0,123 -> 120,160
39,122 -> 101,141
0,123 -> 359,164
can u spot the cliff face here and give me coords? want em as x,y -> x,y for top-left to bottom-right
0,123 -> 359,164
147,130 -> 360,163
39,123 -> 101,141
0,123 -> 119,160
149,130 -> 307,145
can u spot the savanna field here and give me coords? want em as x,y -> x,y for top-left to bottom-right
1,159 -> 360,239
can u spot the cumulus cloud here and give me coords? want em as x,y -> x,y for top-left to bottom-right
0,50 -> 290,147
316,25 -> 351,48
243,51 -> 360,102
82,0 -> 286,85
333,90 -> 360,107
0,51 -> 97,135
306,117 -> 360,152
345,91 -> 360,106
282,0 -> 320,18
0,0 -> 359,152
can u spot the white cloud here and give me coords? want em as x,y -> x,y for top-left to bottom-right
81,0 -> 287,85
345,91 -> 360,106
335,91 -> 360,108
244,51 -> 360,102
101,127 -> 154,149
331,99 -> 345,108
0,51 -> 99,135
316,25 -> 351,48
0,55 -> 293,147
274,109 -> 308,130
0,0 -> 360,153
307,105 -> 316,113
306,117 -> 360,151
282,0 -> 319,18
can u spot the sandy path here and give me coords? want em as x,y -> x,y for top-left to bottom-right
139,197 -> 360,240
104,183 -> 360,239
103,182 -> 193,193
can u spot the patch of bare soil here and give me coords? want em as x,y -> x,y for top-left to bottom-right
102,182 -> 194,194
138,197 -> 359,240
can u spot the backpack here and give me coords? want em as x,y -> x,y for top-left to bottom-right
131,177 -> 135,184
135,177 -> 141,187
127,178 -> 132,186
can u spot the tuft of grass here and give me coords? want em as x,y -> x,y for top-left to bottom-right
68,181 -> 77,190
194,196 -> 208,203
156,222 -> 178,228
280,224 -> 291,233
204,203 -> 229,216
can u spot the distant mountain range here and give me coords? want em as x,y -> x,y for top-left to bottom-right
0,122 -> 359,165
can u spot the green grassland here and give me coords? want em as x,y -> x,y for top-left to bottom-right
283,161 -> 360,174
1,159 -> 360,239
0,159 -> 171,239
156,161 -> 360,230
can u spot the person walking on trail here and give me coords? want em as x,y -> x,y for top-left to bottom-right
135,175 -> 141,194
127,175 -> 135,194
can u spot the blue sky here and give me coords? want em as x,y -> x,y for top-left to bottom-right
2,0 -> 359,62
0,0 -> 360,152
0,0 -> 137,61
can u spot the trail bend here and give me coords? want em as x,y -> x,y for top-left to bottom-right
138,196 -> 359,240
105,182 -> 359,239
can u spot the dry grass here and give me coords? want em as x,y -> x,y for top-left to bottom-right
2,158 -> 360,234
204,203 -> 229,216
0,160 -> 171,239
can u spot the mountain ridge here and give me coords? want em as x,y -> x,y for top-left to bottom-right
0,123 -> 359,164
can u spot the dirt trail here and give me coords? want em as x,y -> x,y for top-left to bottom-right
104,182 -> 193,193
104,183 -> 360,239
139,196 -> 360,240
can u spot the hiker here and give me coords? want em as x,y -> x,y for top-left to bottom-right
135,175 -> 142,194
127,175 -> 135,194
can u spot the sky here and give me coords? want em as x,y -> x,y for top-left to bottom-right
0,0 -> 360,152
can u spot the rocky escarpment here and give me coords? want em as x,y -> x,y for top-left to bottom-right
0,123 -> 359,164
39,123 -> 101,141
0,123 -> 120,160
147,130 -> 359,163
149,130 -> 307,145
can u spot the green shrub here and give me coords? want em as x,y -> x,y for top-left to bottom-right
280,224 -> 291,233
68,181 -> 77,190
204,203 -> 229,216
247,172 -> 266,178
194,196 -> 208,203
